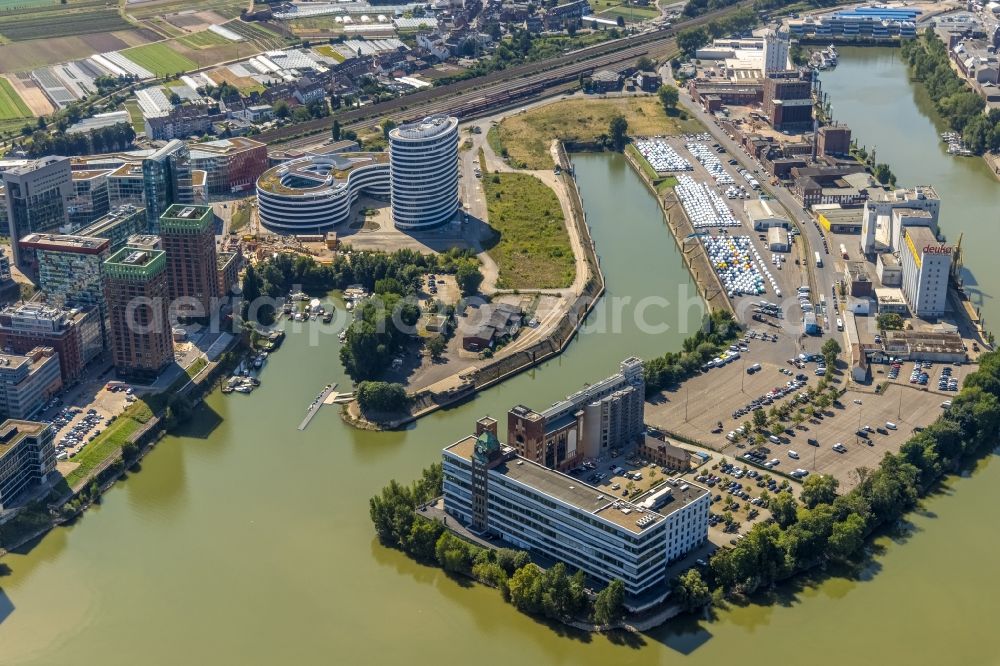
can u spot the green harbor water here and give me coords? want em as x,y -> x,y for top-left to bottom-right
1,49 -> 999,665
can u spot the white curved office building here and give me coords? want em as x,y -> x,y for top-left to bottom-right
256,153 -> 390,232
388,115 -> 459,230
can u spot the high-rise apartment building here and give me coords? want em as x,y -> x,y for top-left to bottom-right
159,204 -> 218,317
2,157 -> 73,267
103,246 -> 173,383
142,140 -> 193,232
0,303 -> 101,384
0,419 -> 55,512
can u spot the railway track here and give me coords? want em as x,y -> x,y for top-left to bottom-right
261,2 -> 751,148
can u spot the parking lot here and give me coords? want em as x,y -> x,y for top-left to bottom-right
876,358 -> 977,397
649,134 -> 809,312
727,383 -> 944,492
40,382 -> 133,465
645,328 -> 828,446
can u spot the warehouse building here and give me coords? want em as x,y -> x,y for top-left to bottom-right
745,198 -> 791,230
875,287 -> 909,315
877,252 -> 903,287
768,226 -> 790,251
860,186 -> 940,254
814,204 -> 863,234
901,226 -> 951,318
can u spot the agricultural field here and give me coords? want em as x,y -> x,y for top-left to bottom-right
491,97 -> 704,169
0,76 -> 31,119
288,16 -> 345,38
122,42 -> 199,77
123,98 -> 145,133
0,6 -> 132,41
177,29 -> 230,49
222,19 -> 288,49
125,0 -> 246,21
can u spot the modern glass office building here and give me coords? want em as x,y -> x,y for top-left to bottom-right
388,115 -> 459,230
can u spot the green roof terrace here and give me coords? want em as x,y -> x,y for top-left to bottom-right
103,246 -> 167,281
159,204 -> 214,234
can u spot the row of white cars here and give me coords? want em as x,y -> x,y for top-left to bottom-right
633,137 -> 692,172
675,174 -> 740,228
686,142 -> 735,185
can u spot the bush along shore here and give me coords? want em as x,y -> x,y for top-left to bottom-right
369,350 -> 1000,629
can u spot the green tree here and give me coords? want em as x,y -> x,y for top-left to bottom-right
770,491 -> 798,528
877,312 -> 904,330
427,335 -> 447,360
455,261 -> 484,296
608,115 -> 628,152
677,27 -> 709,57
658,85 -> 679,115
827,513 -> 866,561
507,564 -> 544,614
752,407 -> 768,431
592,579 -> 626,625
616,14 -> 625,27
673,568 -> 712,612
636,55 -> 654,71
332,119 -> 342,141
381,119 -> 397,140
801,474 -> 839,508
821,338 -> 841,369
273,101 -> 290,120
356,381 -> 409,413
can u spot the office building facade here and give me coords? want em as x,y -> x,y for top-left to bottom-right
189,137 -> 268,196
442,417 -> 709,602
67,169 -> 111,229
388,115 -> 459,230
0,303 -> 101,384
17,233 -> 110,311
0,347 -> 62,420
158,204 -> 219,317
0,420 -> 55,511
142,140 -> 193,232
77,205 -> 146,253
508,357 -> 645,471
103,246 -> 173,383
2,157 -> 73,267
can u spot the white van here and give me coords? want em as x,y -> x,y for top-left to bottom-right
885,422 -> 897,430
768,435 -> 781,444
726,431 -> 737,442
797,286 -> 810,294
836,318 -> 844,331
788,451 -> 799,459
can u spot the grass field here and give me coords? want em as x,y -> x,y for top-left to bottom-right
122,42 -> 198,76
599,4 -> 660,21
0,76 -> 30,119
0,0 -> 54,9
123,98 -> 145,133
481,168 -> 574,289
63,400 -> 153,488
177,29 -> 229,49
492,97 -> 705,169
313,44 -> 345,62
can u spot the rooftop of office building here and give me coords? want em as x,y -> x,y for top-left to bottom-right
256,153 -> 389,196
71,169 -> 111,182
390,115 -> 457,141
3,156 -> 68,176
188,137 -> 265,159
18,233 -> 109,254
0,420 -> 47,462
0,302 -> 89,325
445,435 -> 707,534
871,185 -> 939,203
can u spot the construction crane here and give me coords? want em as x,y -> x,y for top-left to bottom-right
951,232 -> 964,285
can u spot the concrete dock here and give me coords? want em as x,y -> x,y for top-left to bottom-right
298,383 -> 337,430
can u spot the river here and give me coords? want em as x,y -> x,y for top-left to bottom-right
1,51 -> 999,665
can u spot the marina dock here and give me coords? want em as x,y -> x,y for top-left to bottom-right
298,383 -> 337,430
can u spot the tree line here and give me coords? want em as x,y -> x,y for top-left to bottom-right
901,31 -> 1000,155
644,310 -> 740,394
369,463 -> 628,626
19,122 -> 136,158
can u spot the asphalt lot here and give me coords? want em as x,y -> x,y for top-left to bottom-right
645,328 -> 827,446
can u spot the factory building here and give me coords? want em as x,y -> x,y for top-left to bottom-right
507,357 -> 645,471
900,226 -> 951,319
745,198 -> 791,230
860,186 -> 940,254
762,71 -> 813,131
